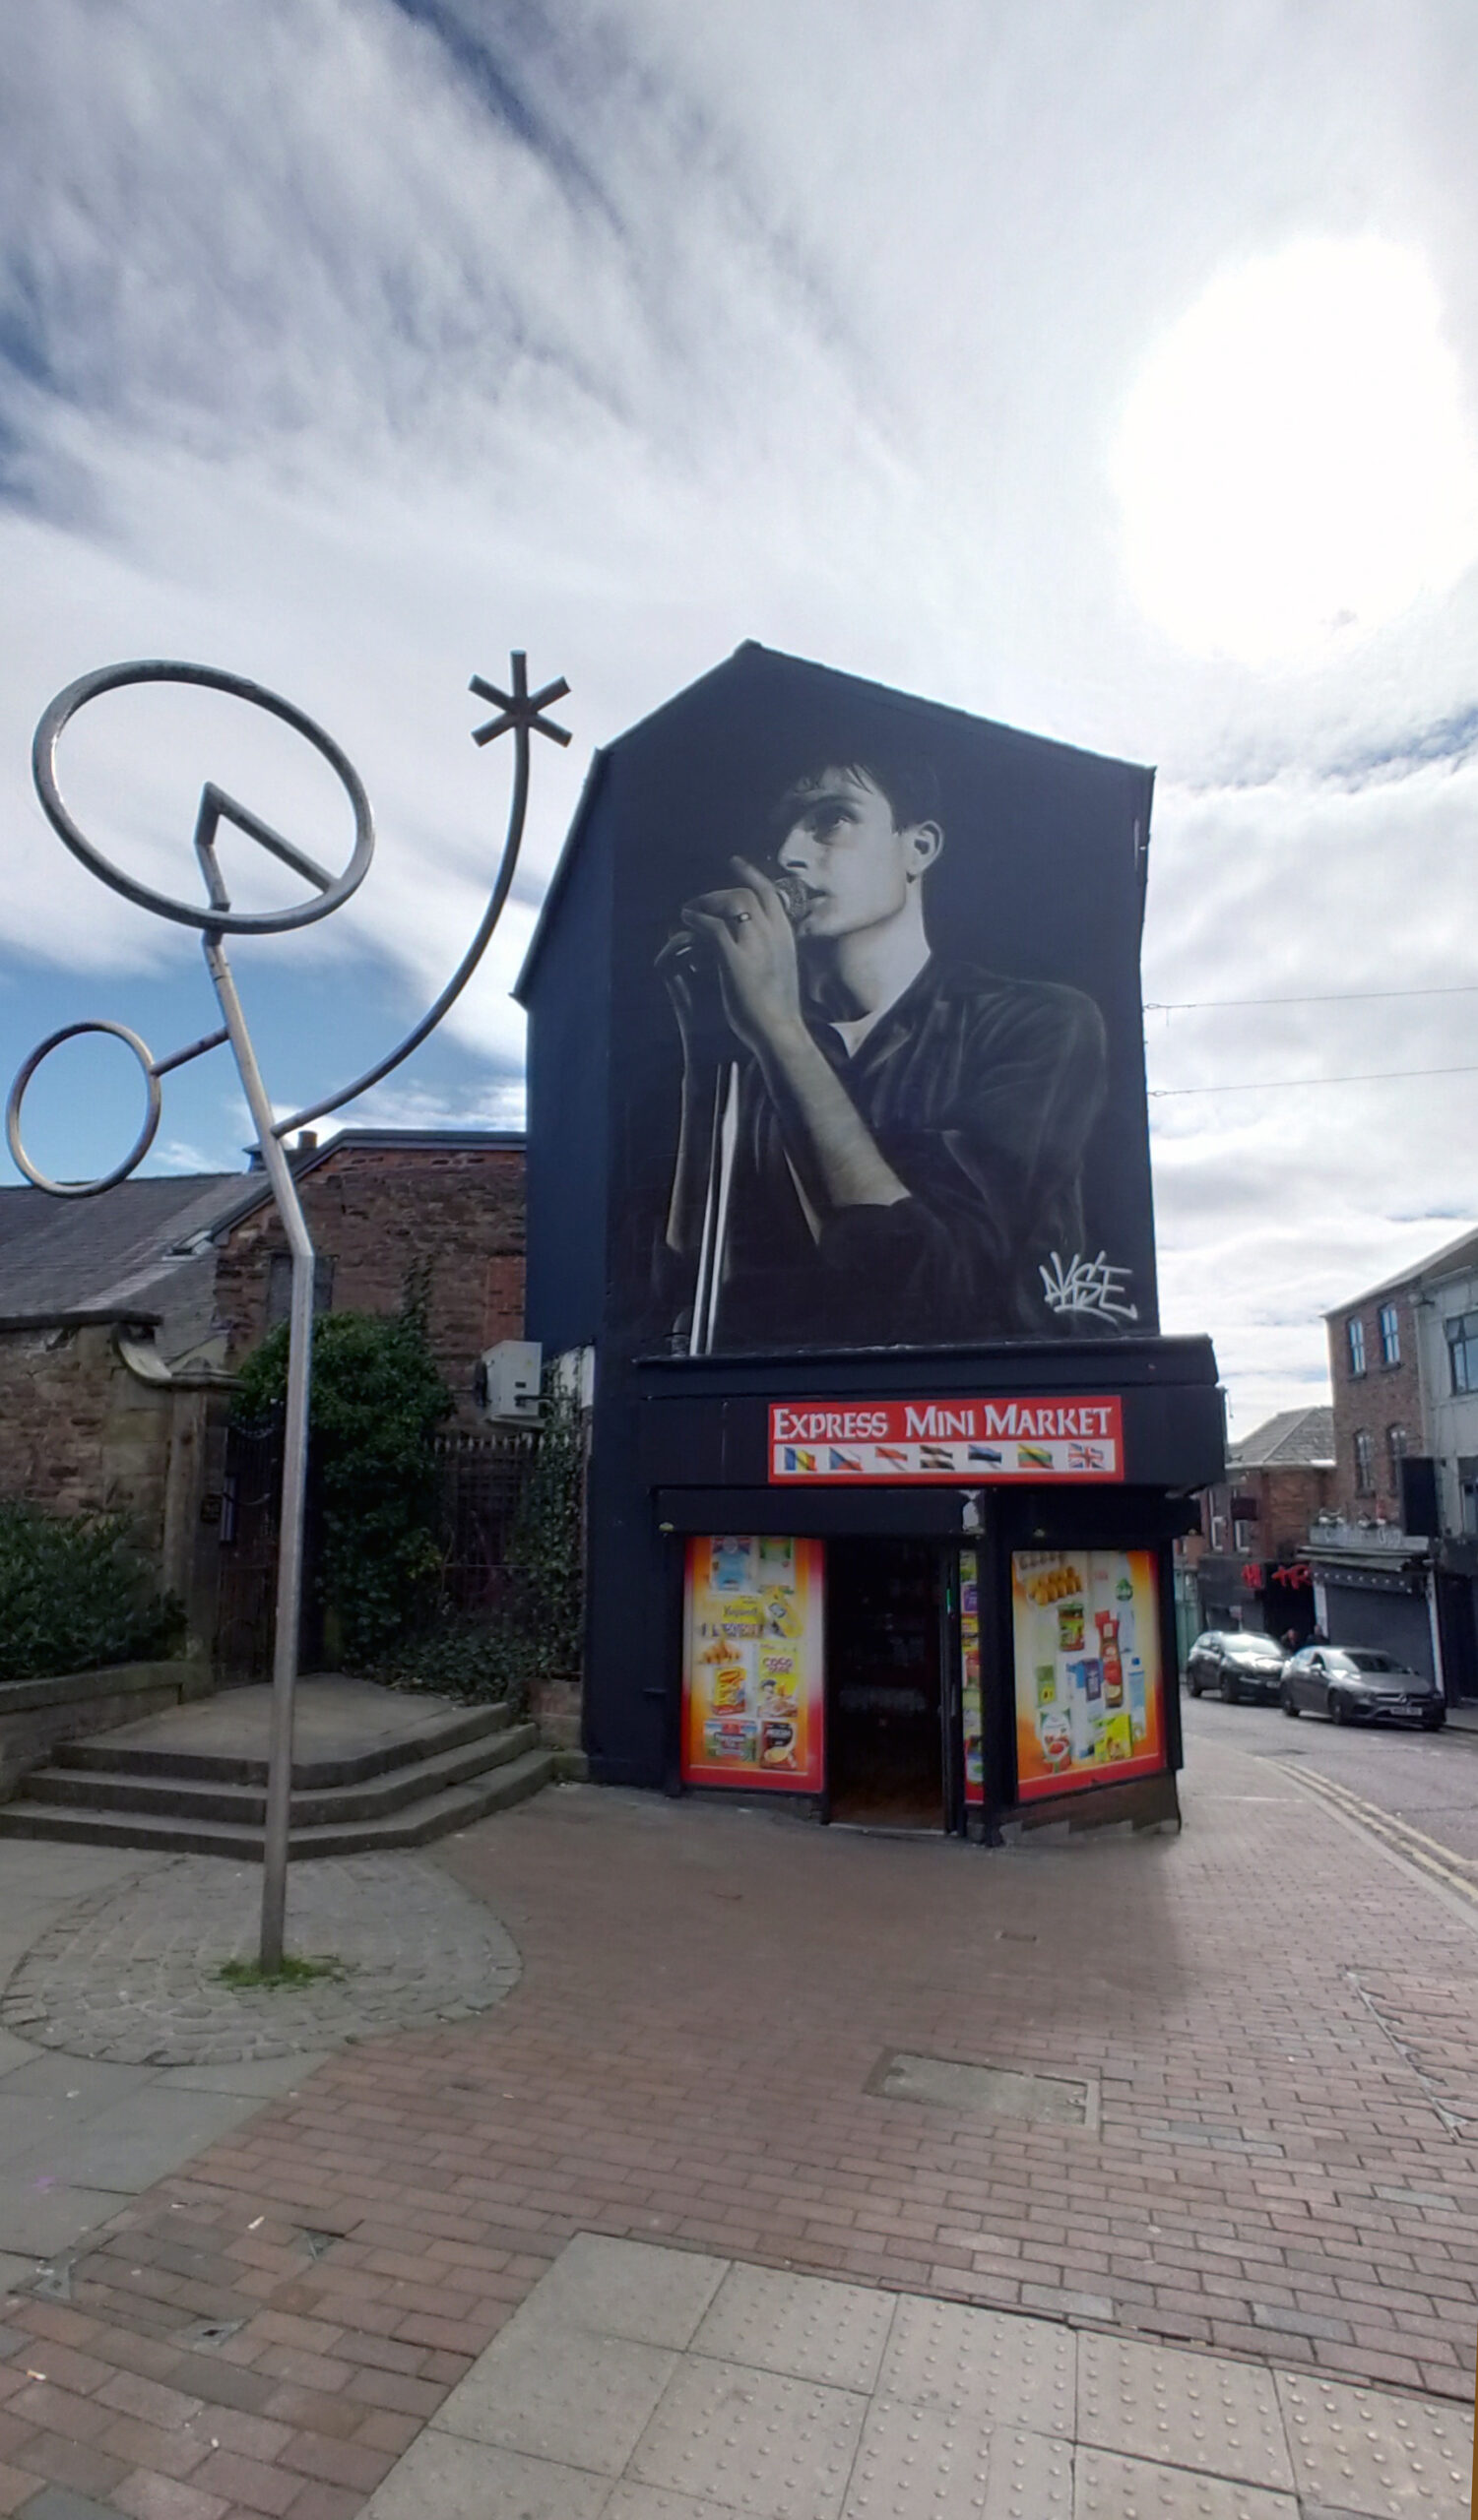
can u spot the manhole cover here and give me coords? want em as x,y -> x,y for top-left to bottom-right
868,2049 -> 1099,2129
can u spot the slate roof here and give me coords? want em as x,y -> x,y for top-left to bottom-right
1227,1406 -> 1335,1470
0,1173 -> 248,1336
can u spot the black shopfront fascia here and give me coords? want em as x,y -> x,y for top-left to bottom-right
582,1331 -> 1224,1818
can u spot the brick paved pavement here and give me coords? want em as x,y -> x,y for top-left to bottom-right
0,1725 -> 1470,2519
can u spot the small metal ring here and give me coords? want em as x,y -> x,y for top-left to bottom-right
6,1020 -> 162,1198
733,910 -> 752,924
32,660 -> 374,935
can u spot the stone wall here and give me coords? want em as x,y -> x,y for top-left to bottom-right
214,1140 -> 526,1424
0,1323 -> 173,1545
0,1324 -> 230,1655
0,1659 -> 212,1799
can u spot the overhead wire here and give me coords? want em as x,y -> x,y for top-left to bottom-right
1144,977 -> 1477,1095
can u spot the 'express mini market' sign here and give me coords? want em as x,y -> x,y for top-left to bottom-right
769,1398 -> 1125,1484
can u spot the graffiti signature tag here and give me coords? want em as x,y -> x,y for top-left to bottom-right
1039,1249 -> 1140,1325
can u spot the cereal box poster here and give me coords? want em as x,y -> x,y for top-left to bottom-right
606,645 -> 1159,1355
681,1536 -> 825,1792
1011,1548 -> 1167,1800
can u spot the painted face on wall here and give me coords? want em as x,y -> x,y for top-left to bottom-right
773,767 -> 940,941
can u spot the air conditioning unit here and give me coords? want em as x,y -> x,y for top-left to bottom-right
475,1339 -> 544,1424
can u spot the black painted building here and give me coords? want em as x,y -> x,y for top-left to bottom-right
517,644 -> 1223,1834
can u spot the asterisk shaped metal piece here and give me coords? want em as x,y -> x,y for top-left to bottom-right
469,650 -> 571,748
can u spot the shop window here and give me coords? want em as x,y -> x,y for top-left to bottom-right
1209,1513 -> 1227,1550
1379,1303 -> 1400,1365
1447,1309 -> 1478,1396
1354,1428 -> 1375,1494
266,1253 -> 336,1327
1347,1317 -> 1366,1377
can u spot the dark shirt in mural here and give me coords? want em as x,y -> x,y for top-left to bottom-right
685,956 -> 1109,1349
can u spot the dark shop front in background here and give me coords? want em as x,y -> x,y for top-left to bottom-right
517,642 -> 1224,1835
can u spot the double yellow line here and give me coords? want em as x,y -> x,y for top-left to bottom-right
1273,1759 -> 1478,1912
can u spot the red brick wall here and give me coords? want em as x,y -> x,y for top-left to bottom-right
1327,1284 -> 1424,1520
214,1141 -> 526,1426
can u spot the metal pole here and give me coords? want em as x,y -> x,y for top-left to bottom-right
203,933 -> 315,1972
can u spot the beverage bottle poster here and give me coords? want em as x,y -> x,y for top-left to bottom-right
682,1536 -> 825,1791
959,1547 -> 985,1806
1011,1547 -> 1164,1800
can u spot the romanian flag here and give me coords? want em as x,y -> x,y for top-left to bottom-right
784,1448 -> 818,1474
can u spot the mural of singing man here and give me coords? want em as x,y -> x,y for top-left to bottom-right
657,731 -> 1111,1351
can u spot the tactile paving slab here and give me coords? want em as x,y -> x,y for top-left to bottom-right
628,2352 -> 868,2518
1276,2368 -> 1475,2517
1073,2445 -> 1299,2517
1078,2333 -> 1294,2492
877,2294 -> 1077,2437
842,2396 -> 1072,2518
692,2264 -> 899,2392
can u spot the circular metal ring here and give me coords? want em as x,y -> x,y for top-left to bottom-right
6,1020 -> 163,1198
32,660 -> 374,935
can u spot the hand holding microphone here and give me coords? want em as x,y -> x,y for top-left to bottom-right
660,859 -> 809,1059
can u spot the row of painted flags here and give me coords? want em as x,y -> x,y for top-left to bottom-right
775,1438 -> 1114,1479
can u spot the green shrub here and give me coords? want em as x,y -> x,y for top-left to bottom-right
373,1614 -> 541,1711
233,1302 -> 453,1666
0,1501 -> 184,1683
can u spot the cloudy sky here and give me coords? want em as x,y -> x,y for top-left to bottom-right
3,0 -> 1477,1437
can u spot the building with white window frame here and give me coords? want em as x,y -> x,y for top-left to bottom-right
1318,1225 -> 1478,1704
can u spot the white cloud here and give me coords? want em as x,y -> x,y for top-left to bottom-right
2,0 -> 1477,1433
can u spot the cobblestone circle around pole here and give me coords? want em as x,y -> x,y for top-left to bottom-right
0,1851 -> 521,2063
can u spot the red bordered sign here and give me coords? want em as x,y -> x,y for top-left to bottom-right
769,1397 -> 1125,1484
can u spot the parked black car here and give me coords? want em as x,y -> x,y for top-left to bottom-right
1280,1645 -> 1445,1730
1185,1629 -> 1287,1703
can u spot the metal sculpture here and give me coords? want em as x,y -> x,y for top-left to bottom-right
6,652 -> 569,1968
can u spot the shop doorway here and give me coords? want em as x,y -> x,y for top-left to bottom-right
825,1539 -> 945,1828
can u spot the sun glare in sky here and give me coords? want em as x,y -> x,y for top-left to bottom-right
1113,237 -> 1478,666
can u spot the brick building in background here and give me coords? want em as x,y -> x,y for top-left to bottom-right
213,1128 -> 525,1420
1312,1227 -> 1478,1700
1184,1405 -> 1334,1644
0,1129 -> 527,1670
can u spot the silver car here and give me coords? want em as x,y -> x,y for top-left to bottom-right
1280,1645 -> 1445,1731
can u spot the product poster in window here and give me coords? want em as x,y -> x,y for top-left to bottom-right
959,1546 -> 985,1806
682,1537 -> 825,1791
1011,1547 -> 1165,1800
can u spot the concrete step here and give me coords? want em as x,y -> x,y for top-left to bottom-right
18,1722 -> 542,1829
52,1694 -> 515,1789
0,1746 -> 557,1858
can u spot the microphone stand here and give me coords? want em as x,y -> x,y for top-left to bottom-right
688,1058 -> 740,1357
680,873 -> 806,1357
